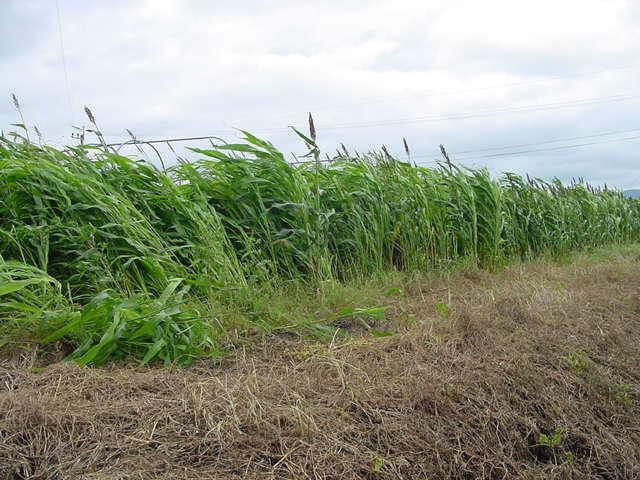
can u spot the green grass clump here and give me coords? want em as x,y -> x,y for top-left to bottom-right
41,278 -> 212,365
1,130 -> 639,364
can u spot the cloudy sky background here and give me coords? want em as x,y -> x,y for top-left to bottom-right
1,0 -> 639,187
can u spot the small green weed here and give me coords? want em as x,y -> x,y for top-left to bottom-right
436,301 -> 450,316
538,427 -> 565,449
384,287 -> 403,297
564,350 -> 595,374
616,383 -> 633,406
371,454 -> 384,473
405,313 -> 417,326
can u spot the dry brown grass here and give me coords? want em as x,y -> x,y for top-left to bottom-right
1,248 -> 640,479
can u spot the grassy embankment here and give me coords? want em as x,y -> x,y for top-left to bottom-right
1,129 -> 639,364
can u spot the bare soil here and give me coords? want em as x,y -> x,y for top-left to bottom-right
1,248 -> 639,479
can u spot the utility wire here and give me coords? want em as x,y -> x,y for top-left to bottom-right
415,134 -> 640,165
236,62 -> 640,123
55,0 -> 74,125
223,91 -> 640,134
98,127 -> 640,169
466,134 -> 640,160
623,173 -> 640,189
91,90 -> 640,145
335,62 -> 640,110
410,127 -> 640,160
311,92 -> 640,131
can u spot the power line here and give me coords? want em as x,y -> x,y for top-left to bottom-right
416,134 -> 640,165
623,172 -> 640,189
341,62 -> 640,110
86,94 -> 640,167
224,91 -> 640,134
99,126 -> 640,169
237,62 -> 640,123
90,90 -> 640,145
468,134 -> 640,160
411,127 -> 640,160
93,124 -> 640,172
311,92 -> 640,131
55,0 -> 74,126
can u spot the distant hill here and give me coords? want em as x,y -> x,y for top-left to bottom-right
624,189 -> 640,198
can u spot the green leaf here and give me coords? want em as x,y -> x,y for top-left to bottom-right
290,127 -> 317,148
158,278 -> 183,305
384,287 -> 402,297
371,329 -> 393,337
337,306 -> 354,316
353,305 -> 388,320
141,338 -> 167,364
0,278 -> 53,296
187,147 -> 230,161
41,312 -> 83,343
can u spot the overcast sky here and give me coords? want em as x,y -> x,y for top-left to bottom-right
2,0 -> 639,187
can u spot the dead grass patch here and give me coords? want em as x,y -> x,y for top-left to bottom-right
1,249 -> 640,479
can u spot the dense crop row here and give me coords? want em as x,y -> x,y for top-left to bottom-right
1,131 -> 638,364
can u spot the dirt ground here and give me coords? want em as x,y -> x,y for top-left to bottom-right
1,247 -> 639,479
